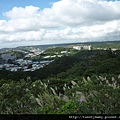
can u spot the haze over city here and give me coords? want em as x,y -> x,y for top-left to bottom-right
0,0 -> 120,48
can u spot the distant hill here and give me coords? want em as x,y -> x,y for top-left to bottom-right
0,40 -> 120,53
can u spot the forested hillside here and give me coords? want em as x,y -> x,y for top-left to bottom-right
0,49 -> 120,114
0,49 -> 120,81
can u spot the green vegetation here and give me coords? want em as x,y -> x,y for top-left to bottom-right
1,49 -> 120,81
0,45 -> 120,114
26,55 -> 42,61
9,51 -> 25,59
0,75 -> 120,114
91,41 -> 120,50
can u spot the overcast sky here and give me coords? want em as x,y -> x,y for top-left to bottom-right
0,0 -> 120,48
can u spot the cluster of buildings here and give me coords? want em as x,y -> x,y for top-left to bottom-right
0,45 -> 92,72
73,45 -> 92,50
25,48 -> 43,58
0,59 -> 54,72
0,53 -> 54,72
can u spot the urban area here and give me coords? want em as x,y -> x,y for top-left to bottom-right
0,45 -> 92,72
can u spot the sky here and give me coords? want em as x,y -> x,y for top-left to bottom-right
0,0 -> 120,48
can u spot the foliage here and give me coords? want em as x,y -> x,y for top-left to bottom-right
0,75 -> 120,114
0,48 -> 120,114
9,50 -> 25,59
91,41 -> 120,50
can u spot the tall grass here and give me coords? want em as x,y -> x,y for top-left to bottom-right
0,75 -> 120,114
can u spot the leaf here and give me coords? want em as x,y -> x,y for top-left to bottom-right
44,83 -> 47,89
83,77 -> 87,84
63,87 -> 66,91
112,77 -> 115,82
118,74 -> 120,79
35,98 -> 43,107
67,86 -> 70,89
71,81 -> 77,86
50,87 -> 56,95
64,83 -> 67,87
39,81 -> 43,85
87,76 -> 91,82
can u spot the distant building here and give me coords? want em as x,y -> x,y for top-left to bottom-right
33,61 -> 39,64
88,45 -> 92,50
73,45 -> 92,50
73,46 -> 83,50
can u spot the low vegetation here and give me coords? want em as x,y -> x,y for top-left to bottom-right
0,75 -> 120,114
